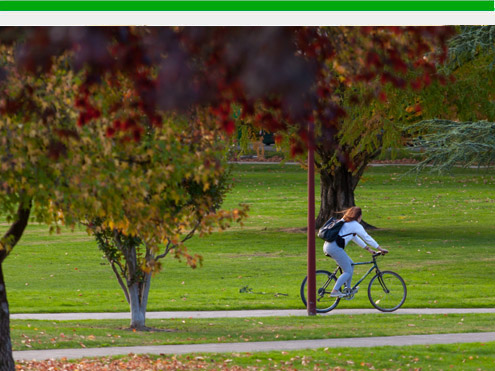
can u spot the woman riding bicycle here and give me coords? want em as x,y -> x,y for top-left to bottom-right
323,206 -> 388,298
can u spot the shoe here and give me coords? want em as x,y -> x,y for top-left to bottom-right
330,291 -> 345,298
350,286 -> 359,295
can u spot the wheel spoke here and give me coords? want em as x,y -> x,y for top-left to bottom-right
300,270 -> 341,313
368,271 -> 407,312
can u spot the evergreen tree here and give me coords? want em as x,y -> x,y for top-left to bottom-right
410,26 -> 495,172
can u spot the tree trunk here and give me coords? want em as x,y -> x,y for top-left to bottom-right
0,199 -> 31,371
107,232 -> 154,331
316,166 -> 357,229
129,283 -> 146,329
0,263 -> 15,371
315,165 -> 375,230
122,241 -> 153,330
128,272 -> 152,330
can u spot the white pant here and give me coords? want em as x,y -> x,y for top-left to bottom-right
323,241 -> 354,291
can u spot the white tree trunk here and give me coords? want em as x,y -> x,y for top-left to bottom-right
128,273 -> 152,330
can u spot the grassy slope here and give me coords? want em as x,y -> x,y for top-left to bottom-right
3,164 -> 495,313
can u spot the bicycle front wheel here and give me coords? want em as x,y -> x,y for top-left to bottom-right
300,270 -> 340,313
368,271 -> 407,312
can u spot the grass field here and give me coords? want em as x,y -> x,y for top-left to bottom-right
3,164 -> 495,313
16,342 -> 495,370
5,164 -> 495,368
198,342 -> 495,370
10,313 -> 495,351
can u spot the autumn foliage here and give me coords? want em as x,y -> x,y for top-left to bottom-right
16,354 -> 255,371
1,37 -> 249,366
1,26 -> 455,369
1,27 -> 454,154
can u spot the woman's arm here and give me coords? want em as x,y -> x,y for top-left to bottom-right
351,221 -> 388,254
353,222 -> 380,248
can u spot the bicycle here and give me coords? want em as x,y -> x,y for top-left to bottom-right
300,252 -> 407,313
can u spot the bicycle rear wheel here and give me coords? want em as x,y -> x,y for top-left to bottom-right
300,270 -> 340,313
368,270 -> 407,312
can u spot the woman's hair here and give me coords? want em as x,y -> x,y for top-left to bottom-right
342,206 -> 362,222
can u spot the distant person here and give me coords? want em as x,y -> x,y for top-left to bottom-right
251,129 -> 265,159
323,206 -> 388,298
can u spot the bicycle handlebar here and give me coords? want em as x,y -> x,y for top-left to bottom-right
372,251 -> 387,258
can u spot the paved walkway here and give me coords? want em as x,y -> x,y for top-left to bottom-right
14,332 -> 495,362
12,308 -> 495,361
11,307 -> 495,321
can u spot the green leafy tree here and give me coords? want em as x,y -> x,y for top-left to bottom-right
314,27 -> 456,227
253,27 -> 453,227
409,26 -> 495,172
85,118 -> 241,330
91,168 -> 235,330
411,120 -> 495,172
0,48 -> 246,366
0,50 -> 80,370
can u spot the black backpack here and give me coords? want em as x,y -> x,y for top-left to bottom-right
317,217 -> 356,248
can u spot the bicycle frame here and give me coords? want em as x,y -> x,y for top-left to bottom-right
350,259 -> 377,290
331,253 -> 383,291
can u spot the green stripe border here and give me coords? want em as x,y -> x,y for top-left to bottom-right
0,1 -> 493,12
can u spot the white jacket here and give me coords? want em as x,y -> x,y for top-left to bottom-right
338,220 -> 380,249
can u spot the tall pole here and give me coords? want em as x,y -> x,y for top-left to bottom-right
307,121 -> 316,316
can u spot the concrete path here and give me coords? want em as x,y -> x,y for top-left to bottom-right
11,307 -> 495,321
12,308 -> 495,362
14,332 -> 495,362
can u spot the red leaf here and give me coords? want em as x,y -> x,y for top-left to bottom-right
423,73 -> 432,87
222,120 -> 235,135
410,79 -> 422,91
106,127 -> 116,138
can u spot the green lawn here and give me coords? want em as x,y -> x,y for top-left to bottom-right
171,342 -> 495,370
16,342 -> 495,370
3,164 -> 495,313
10,313 -> 495,351
6,164 -> 495,368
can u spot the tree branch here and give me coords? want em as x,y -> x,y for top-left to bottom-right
180,220 -> 201,244
109,259 -> 130,304
155,220 -> 202,262
155,240 -> 173,261
0,198 -> 32,263
114,155 -> 151,166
